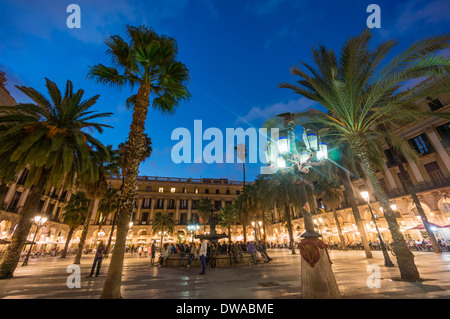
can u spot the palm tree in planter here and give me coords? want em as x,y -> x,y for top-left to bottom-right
60,191 -> 90,258
87,25 -> 190,298
218,204 -> 236,243
0,78 -> 111,279
279,29 -> 450,281
152,213 -> 175,252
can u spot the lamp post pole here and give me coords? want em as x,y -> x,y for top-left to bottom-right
265,112 -> 341,299
361,193 -> 394,267
22,216 -> 47,266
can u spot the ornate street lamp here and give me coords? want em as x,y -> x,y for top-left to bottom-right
187,221 -> 200,243
360,191 -> 394,267
22,216 -> 47,266
265,112 -> 340,299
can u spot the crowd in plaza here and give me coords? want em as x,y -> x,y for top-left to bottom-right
129,239 -> 273,274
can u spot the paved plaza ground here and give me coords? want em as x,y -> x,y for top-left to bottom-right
0,249 -> 449,299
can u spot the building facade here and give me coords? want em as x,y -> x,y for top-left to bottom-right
266,89 -> 450,245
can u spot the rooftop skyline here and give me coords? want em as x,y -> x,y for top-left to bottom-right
0,0 -> 448,181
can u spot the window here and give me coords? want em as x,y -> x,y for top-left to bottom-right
216,189 -> 220,194
180,199 -> 188,209
168,199 -> 175,209
436,122 -> 450,148
7,192 -> 22,212
226,189 -> 230,195
214,201 -> 221,209
156,199 -> 164,209
195,188 -> 199,194
54,207 -> 61,220
142,198 -> 151,209
205,189 -> 209,194
182,188 -> 187,193
384,148 -> 406,168
192,200 -> 199,210
191,213 -> 199,223
409,134 -> 434,155
424,161 -> 446,186
180,213 -> 187,225
226,201 -> 232,206
17,169 -> 29,186
236,190 -> 240,195
146,186 -> 152,192
426,96 -> 444,111
378,178 -> 389,194
158,187 -> 164,193
141,212 -> 149,224
170,187 -> 176,193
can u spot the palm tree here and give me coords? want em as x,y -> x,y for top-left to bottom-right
0,78 -> 111,279
60,191 -> 90,258
260,173 -> 301,254
279,30 -> 450,281
198,198 -> 213,232
218,204 -> 236,243
152,212 -> 175,252
314,180 -> 347,250
233,194 -> 250,244
97,188 -> 118,227
105,137 -> 151,257
73,155 -> 111,265
377,122 -> 443,253
87,25 -> 190,298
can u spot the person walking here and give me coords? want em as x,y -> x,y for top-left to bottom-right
150,241 -> 157,266
199,239 -> 208,275
86,241 -> 106,278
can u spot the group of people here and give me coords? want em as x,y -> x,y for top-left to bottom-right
149,239 -> 273,275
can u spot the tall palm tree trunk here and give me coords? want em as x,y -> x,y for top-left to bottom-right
0,188 -> 42,279
73,199 -> 96,264
390,147 -> 441,253
101,84 -> 150,299
104,202 -> 119,258
332,208 -> 347,250
340,169 -> 373,258
60,226 -> 75,258
105,175 -> 125,258
351,136 -> 420,281
243,224 -> 247,244
284,203 -> 296,254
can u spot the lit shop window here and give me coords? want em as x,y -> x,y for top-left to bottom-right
159,187 -> 164,193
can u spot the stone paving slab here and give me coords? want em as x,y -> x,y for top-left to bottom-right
0,250 -> 449,299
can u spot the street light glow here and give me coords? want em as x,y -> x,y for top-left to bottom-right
360,191 -> 369,201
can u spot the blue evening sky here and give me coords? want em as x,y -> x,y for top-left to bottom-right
0,0 -> 448,182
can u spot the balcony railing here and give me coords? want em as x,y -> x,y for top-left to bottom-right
109,175 -> 248,186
